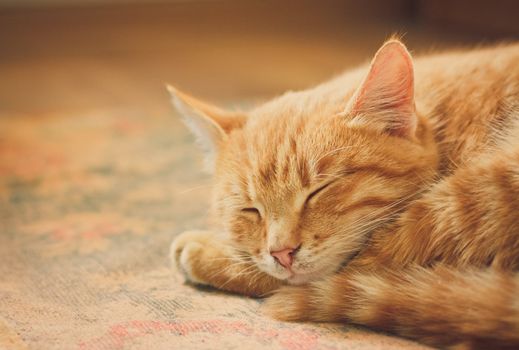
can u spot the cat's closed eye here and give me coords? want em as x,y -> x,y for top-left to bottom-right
305,182 -> 334,207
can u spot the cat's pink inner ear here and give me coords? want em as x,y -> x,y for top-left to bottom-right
351,40 -> 416,138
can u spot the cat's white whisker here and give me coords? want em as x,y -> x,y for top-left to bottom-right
179,184 -> 213,195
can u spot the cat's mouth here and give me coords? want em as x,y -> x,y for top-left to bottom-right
258,248 -> 355,284
263,264 -> 320,285
284,246 -> 367,285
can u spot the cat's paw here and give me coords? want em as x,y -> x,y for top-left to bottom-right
169,230 -> 213,285
262,285 -> 313,321
170,230 -> 282,296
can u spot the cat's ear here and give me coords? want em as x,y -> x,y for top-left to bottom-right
167,85 -> 246,171
348,40 -> 416,138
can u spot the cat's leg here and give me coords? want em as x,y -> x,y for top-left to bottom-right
264,265 -> 519,348
170,230 -> 281,297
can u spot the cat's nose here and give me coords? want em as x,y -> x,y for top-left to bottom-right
270,246 -> 299,269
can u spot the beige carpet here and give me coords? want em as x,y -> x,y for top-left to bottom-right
0,110 -> 431,349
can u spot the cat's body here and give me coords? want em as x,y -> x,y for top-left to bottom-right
169,41 -> 519,349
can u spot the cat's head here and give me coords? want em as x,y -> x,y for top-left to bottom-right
170,40 -> 438,284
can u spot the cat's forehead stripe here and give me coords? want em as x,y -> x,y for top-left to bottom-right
244,114 -> 313,190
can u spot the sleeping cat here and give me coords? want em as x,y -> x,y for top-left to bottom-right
169,39 -> 519,349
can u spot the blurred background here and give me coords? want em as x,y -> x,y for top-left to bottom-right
1,0 -> 518,117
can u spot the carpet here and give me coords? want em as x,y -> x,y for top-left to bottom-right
0,111 -> 429,349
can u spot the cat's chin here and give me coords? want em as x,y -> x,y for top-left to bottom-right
265,269 -> 317,285
286,271 -> 319,285
267,264 -> 339,285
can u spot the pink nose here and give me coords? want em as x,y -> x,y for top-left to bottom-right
270,247 -> 296,268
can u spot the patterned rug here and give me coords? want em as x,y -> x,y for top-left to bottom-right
0,111 -> 429,349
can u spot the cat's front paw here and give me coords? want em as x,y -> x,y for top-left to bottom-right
170,230 -> 281,296
169,230 -> 213,285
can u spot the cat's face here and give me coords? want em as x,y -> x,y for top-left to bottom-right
212,100 -> 435,284
170,40 -> 438,284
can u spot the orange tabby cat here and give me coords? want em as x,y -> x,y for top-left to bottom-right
169,39 -> 519,349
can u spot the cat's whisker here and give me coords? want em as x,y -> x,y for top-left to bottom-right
323,190 -> 425,251
205,260 -> 254,282
217,263 -> 260,289
208,258 -> 250,268
246,269 -> 265,289
179,184 -> 213,194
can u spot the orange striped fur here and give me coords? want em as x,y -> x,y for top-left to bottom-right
169,40 -> 519,348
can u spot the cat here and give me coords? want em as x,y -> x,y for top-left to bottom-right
168,39 -> 519,349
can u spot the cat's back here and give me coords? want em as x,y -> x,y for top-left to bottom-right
413,43 -> 519,169
414,42 -> 519,110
